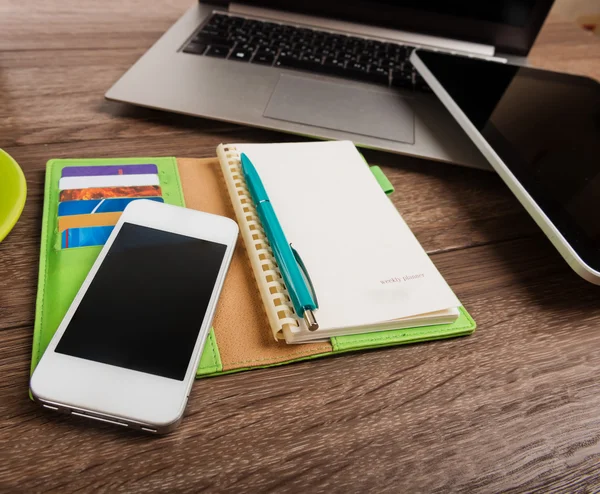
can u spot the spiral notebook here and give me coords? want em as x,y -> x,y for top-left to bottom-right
217,141 -> 462,344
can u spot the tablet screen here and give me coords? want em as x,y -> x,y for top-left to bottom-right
417,50 -> 600,270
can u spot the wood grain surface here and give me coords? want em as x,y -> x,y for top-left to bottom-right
1,1 -> 599,492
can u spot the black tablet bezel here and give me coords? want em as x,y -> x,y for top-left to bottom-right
414,50 -> 600,273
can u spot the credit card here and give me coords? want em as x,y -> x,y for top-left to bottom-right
59,185 -> 161,202
58,212 -> 122,232
61,164 -> 158,177
62,226 -> 114,248
59,174 -> 160,191
58,197 -> 164,216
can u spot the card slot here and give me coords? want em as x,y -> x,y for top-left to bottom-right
58,226 -> 114,250
41,245 -> 102,313
59,185 -> 162,203
59,174 -> 160,191
32,157 -> 185,380
51,244 -> 103,254
34,245 -> 104,369
57,211 -> 122,232
53,227 -> 107,251
58,197 -> 166,218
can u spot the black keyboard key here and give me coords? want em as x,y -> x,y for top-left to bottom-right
229,46 -> 254,62
362,46 -> 377,57
350,37 -> 367,50
369,40 -> 384,51
200,27 -> 223,37
253,50 -> 275,65
276,52 -> 300,64
344,62 -> 387,85
348,62 -> 367,72
234,35 -> 251,44
322,57 -> 346,76
275,56 -> 298,68
369,66 -> 390,85
293,42 -> 311,53
201,23 -> 229,35
403,45 -> 416,58
276,53 -> 326,74
270,33 -> 285,44
358,54 -> 375,65
244,19 -> 260,30
296,28 -> 313,36
346,55 -> 361,66
394,62 -> 410,72
311,47 -> 330,59
379,58 -> 396,69
414,74 -> 432,92
233,27 -> 249,36
312,33 -> 325,44
183,42 -> 207,55
260,45 -> 277,55
300,53 -> 322,64
205,45 -> 231,58
391,70 -> 413,89
289,47 -> 304,58
279,41 -> 294,51
262,22 -> 277,31
206,14 -> 227,29
193,34 -> 232,47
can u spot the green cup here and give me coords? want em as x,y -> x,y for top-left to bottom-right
0,149 -> 27,242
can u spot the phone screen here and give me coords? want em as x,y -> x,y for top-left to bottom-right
55,223 -> 227,381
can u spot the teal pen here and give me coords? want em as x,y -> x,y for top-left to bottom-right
240,153 -> 319,331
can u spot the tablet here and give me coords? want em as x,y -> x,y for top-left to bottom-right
411,49 -> 600,285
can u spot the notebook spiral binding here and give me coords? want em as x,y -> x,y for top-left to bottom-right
218,145 -> 299,340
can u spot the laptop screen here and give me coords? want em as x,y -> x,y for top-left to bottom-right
233,0 -> 554,55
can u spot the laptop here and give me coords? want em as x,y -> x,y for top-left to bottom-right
105,1 -> 554,169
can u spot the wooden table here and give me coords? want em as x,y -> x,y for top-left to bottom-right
1,2 -> 599,491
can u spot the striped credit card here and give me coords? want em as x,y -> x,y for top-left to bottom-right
61,226 -> 114,249
58,197 -> 165,216
59,185 -> 162,202
61,164 -> 158,177
59,174 -> 160,190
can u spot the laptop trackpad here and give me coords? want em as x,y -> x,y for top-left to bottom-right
263,74 -> 415,144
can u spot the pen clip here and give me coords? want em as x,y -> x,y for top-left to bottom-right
290,244 -> 319,309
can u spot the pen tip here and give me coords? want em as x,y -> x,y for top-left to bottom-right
304,310 -> 319,331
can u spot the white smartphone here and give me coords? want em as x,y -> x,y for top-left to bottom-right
411,49 -> 600,285
30,200 -> 238,433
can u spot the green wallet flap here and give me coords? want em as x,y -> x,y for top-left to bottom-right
31,158 -> 186,377
196,305 -> 475,377
32,156 -> 475,383
331,306 -> 475,352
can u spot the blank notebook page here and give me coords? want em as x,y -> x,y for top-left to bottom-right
234,141 -> 460,332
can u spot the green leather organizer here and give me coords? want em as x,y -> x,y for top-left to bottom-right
31,157 -> 476,382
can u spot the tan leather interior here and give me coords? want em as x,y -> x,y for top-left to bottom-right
177,158 -> 332,371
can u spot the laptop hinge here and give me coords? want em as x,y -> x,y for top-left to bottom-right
229,3 -> 496,57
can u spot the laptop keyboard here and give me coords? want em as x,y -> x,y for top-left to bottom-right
182,13 -> 431,91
